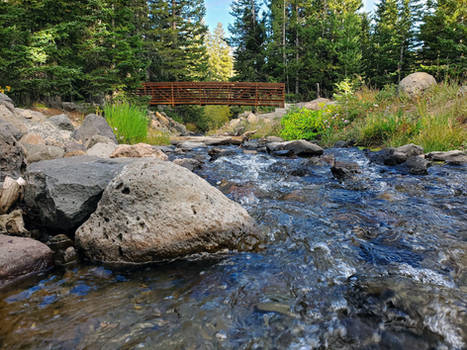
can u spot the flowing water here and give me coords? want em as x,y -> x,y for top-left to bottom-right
1,147 -> 466,349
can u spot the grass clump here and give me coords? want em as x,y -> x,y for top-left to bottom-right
146,128 -> 171,146
314,81 -> 466,152
104,102 -> 148,144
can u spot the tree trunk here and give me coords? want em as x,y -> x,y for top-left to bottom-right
398,43 -> 404,84
283,0 -> 289,93
172,0 -> 177,31
295,3 -> 299,95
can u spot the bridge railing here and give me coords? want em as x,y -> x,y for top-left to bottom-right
137,82 -> 285,107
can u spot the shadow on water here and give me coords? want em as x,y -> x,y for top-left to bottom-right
1,147 -> 466,349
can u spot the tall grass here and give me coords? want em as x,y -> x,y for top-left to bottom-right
320,82 -> 466,152
104,102 -> 148,144
146,128 -> 171,146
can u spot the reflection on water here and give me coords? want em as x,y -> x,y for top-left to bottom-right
1,147 -> 466,349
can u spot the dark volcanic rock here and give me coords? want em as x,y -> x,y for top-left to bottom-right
266,140 -> 324,157
0,234 -> 53,289
405,156 -> 431,175
49,114 -> 75,132
23,156 -> 132,233
331,161 -> 361,180
173,158 -> 202,171
72,114 -> 117,145
366,144 -> 424,166
426,150 -> 467,165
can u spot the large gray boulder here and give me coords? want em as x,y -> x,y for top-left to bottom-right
399,72 -> 436,97
266,140 -> 324,157
22,143 -> 65,163
0,92 -> 13,105
296,98 -> 334,111
0,119 -> 23,140
76,159 -> 257,264
0,105 -> 28,136
0,123 -> 26,182
23,156 -> 132,233
73,114 -> 117,145
0,93 -> 15,113
0,234 -> 53,289
48,114 -> 74,132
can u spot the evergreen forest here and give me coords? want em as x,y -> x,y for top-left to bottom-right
0,0 -> 465,104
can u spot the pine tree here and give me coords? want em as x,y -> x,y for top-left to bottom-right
147,0 -> 208,82
206,23 -> 234,81
369,0 -> 420,87
229,0 -> 267,82
419,0 -> 467,80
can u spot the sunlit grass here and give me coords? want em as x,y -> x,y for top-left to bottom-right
104,102 -> 148,144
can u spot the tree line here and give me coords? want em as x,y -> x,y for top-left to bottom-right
231,0 -> 465,100
0,0 -> 465,104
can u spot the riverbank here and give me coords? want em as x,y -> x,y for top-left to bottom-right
216,78 -> 466,153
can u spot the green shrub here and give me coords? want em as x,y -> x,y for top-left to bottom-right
104,102 -> 148,144
280,108 -> 326,140
280,104 -> 350,141
164,105 -> 207,132
204,105 -> 232,130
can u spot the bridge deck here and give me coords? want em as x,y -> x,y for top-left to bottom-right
137,82 -> 285,107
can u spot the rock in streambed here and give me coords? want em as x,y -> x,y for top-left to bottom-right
266,140 -> 324,157
0,234 -> 53,289
23,156 -> 133,233
76,159 -> 257,264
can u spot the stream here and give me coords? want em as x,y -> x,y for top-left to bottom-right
0,147 -> 466,349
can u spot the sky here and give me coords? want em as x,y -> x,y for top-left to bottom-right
205,0 -> 379,33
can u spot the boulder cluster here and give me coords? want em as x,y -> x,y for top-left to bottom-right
0,94 -> 257,288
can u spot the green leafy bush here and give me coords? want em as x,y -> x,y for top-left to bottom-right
104,102 -> 148,144
280,108 -> 326,140
280,104 -> 350,141
204,105 -> 232,130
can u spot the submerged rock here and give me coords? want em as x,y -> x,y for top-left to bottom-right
266,140 -> 324,157
23,156 -> 132,233
173,158 -> 202,171
0,234 -> 53,289
76,159 -> 257,264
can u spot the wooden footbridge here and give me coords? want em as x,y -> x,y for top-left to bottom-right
137,82 -> 285,107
